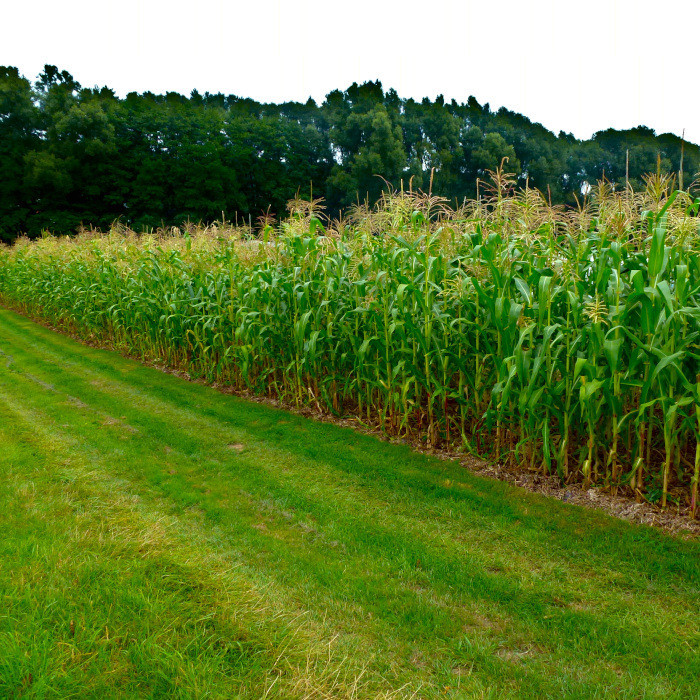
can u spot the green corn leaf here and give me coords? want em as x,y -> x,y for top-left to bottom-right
603,337 -> 624,374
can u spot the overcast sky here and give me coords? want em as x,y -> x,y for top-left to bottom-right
4,0 -> 698,143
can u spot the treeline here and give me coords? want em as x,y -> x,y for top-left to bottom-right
1,64 -> 698,242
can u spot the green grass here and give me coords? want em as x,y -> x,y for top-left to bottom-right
0,306 -> 698,699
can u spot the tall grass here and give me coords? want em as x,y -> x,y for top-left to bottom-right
2,171 -> 700,515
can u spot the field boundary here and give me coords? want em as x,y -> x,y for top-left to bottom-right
3,301 -> 696,538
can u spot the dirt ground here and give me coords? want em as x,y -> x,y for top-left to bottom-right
461,455 -> 700,538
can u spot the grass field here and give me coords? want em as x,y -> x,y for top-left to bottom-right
0,307 -> 698,699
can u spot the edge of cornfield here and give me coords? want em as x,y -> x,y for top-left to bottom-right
4,299 -> 697,539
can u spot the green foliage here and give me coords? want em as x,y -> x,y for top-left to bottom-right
0,67 -> 40,241
328,104 -> 407,206
1,66 -> 699,241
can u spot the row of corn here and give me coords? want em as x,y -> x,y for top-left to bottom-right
1,178 -> 699,515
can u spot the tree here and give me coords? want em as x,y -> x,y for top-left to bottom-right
1,66 -> 698,242
0,67 -> 40,240
328,104 -> 407,206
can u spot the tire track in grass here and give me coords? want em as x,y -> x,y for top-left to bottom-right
0,387 -> 415,699
1,323 -> 501,695
0,322 -> 533,687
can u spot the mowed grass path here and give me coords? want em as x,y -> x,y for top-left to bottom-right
0,308 -> 698,699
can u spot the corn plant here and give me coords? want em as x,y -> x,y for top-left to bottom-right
1,176 -> 699,515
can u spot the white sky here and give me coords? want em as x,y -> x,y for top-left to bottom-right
4,0 -> 699,143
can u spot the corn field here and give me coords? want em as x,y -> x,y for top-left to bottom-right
2,172 -> 700,516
